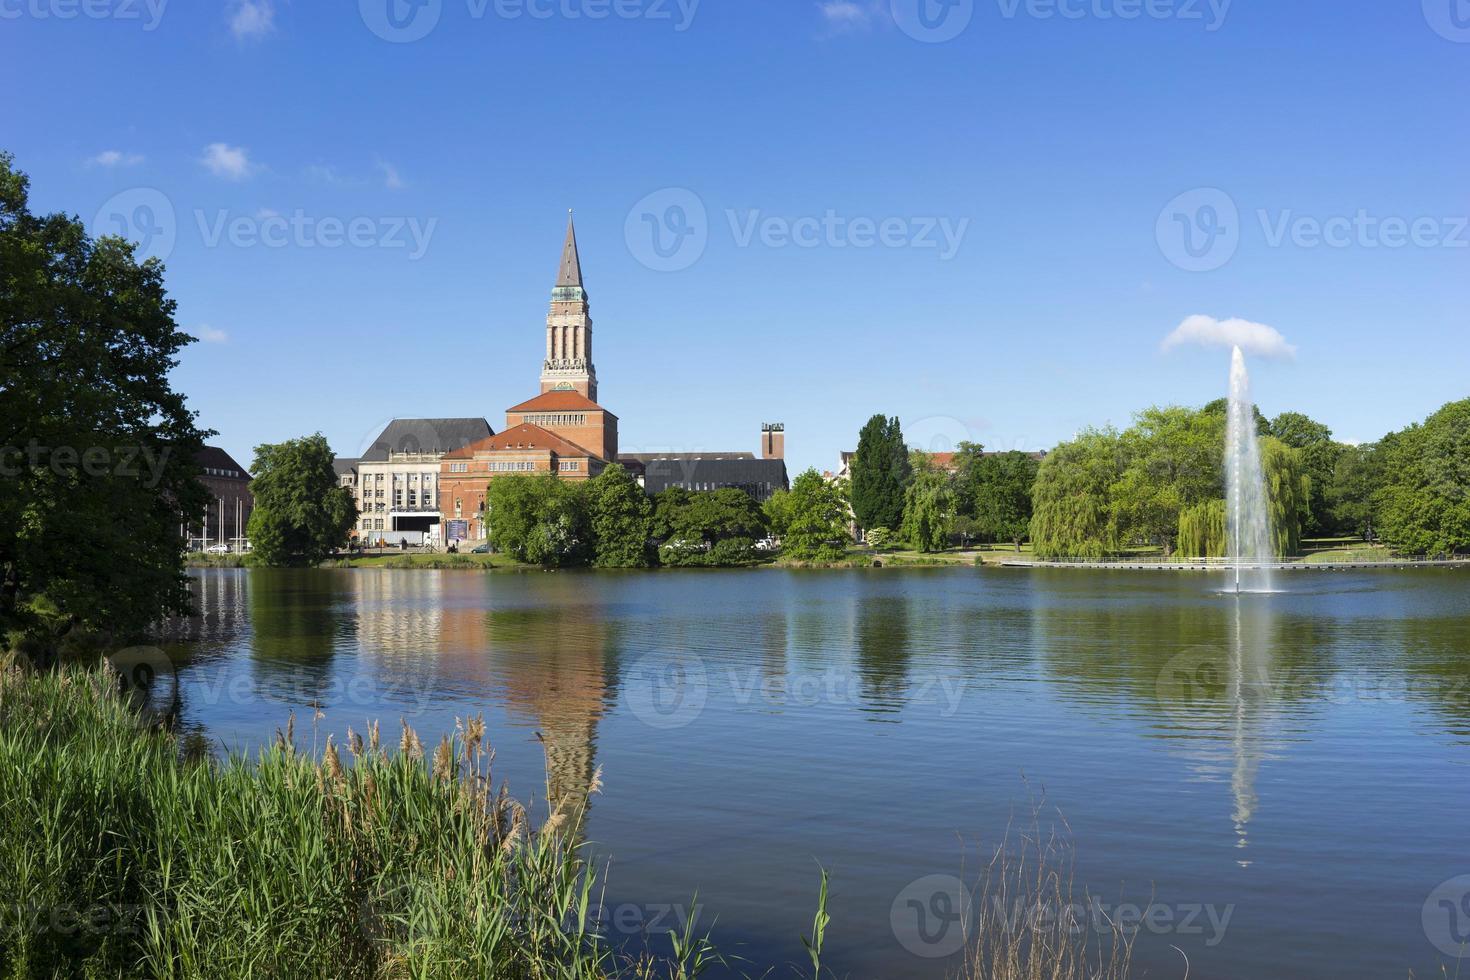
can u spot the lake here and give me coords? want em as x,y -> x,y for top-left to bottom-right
157,567 -> 1470,978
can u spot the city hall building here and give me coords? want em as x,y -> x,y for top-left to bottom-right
347,216 -> 787,544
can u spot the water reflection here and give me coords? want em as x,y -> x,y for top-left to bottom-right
163,567 -> 1470,980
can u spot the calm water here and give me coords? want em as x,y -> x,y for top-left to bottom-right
158,567 -> 1470,978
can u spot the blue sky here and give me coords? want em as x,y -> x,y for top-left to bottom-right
4,0 -> 1467,473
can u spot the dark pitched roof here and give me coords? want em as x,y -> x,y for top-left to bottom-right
333,457 -> 360,477
641,457 -> 789,497
557,213 -> 582,288
197,446 -> 250,478
445,424 -> 599,460
361,418 -> 493,461
618,452 -> 754,464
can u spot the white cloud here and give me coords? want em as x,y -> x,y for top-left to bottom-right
201,143 -> 256,181
229,0 -> 275,41
817,0 -> 885,32
1162,315 -> 1297,360
195,325 -> 230,344
89,150 -> 144,168
377,159 -> 405,190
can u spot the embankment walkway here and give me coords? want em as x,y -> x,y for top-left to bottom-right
998,558 -> 1469,571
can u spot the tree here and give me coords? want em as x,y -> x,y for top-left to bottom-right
762,488 -> 795,540
246,435 -> 356,566
653,487 -> 767,566
958,448 -> 1040,551
1110,406 -> 1225,554
1030,428 -> 1124,559
1327,441 -> 1386,539
486,474 -> 589,568
864,527 -> 894,550
782,470 -> 851,561
585,464 -> 653,568
850,415 -> 911,532
1261,437 -> 1308,556
1177,499 -> 1227,558
1374,399 -> 1470,556
901,471 -> 955,553
1,153 -> 209,655
1269,411 -> 1344,537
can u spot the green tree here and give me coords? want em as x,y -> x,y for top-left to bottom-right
653,487 -> 767,565
1110,406 -> 1225,555
957,447 -> 1040,551
864,526 -> 894,550
1030,428 -> 1125,559
1327,441 -> 1386,539
246,435 -> 356,566
901,471 -> 955,553
850,415 -> 911,532
1261,437 -> 1308,556
1177,499 -> 1227,558
1269,411 -> 1345,537
1375,399 -> 1470,555
762,488 -> 795,540
487,474 -> 589,568
782,470 -> 851,561
584,464 -> 652,568
1,152 -> 209,655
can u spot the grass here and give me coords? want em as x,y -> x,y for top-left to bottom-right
0,663 -> 732,979
0,664 -> 1148,979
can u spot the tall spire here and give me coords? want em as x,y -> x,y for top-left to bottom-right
557,210 -> 583,289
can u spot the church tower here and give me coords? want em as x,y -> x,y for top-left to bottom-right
541,213 -> 597,401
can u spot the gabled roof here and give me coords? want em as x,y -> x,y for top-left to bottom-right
557,212 -> 582,288
446,423 -> 599,461
197,446 -> 250,478
361,418 -> 494,461
332,457 -> 360,477
506,390 -> 609,414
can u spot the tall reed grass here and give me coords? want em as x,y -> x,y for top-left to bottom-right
0,663 -> 713,979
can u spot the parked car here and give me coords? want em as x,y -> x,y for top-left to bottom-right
471,543 -> 492,554
204,544 -> 230,555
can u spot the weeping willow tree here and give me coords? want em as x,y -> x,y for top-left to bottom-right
1177,499 -> 1227,557
1262,436 -> 1309,557
1030,428 -> 1122,558
1174,440 -> 1307,558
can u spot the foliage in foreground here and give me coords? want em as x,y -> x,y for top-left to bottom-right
0,152 -> 208,657
0,664 -> 712,979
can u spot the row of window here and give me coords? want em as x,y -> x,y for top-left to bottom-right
204,467 -> 244,478
489,461 -> 537,472
522,413 -> 587,427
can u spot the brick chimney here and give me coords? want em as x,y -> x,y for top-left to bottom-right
761,423 -> 785,460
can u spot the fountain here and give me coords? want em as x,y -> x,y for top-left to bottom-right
1226,346 -> 1274,593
